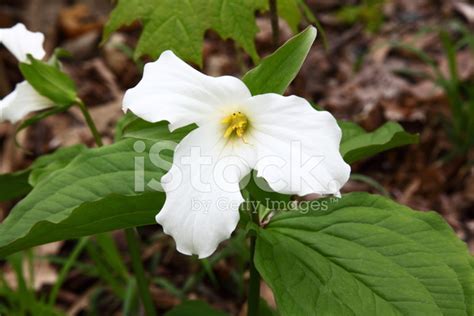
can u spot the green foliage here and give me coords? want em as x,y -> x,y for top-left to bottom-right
103,0 -> 326,65
256,0 -> 301,32
121,117 -> 197,142
338,0 -> 385,33
277,0 -> 301,33
29,144 -> 87,186
104,0 -> 261,65
0,139 -> 169,258
244,171 -> 291,207
0,28 -> 420,262
19,56 -> 77,107
243,26 -> 317,95
339,121 -> 419,164
0,252 -> 66,315
0,145 -> 87,202
254,192 -> 474,316
0,170 -> 31,202
438,30 -> 474,155
337,0 -> 385,33
255,0 -> 326,43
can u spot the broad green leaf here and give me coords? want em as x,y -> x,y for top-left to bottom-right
340,121 -> 419,164
0,193 -> 161,258
255,193 -> 474,316
104,0 -> 315,64
0,171 -> 31,202
135,0 -> 208,65
209,0 -> 260,62
104,0 -> 261,65
0,145 -> 87,202
115,111 -> 140,141
258,298 -> 279,316
0,137 -> 175,258
122,119 -> 196,143
102,0 -> 159,42
339,120 -> 366,143
19,57 -> 77,106
243,26 -> 316,95
29,144 -> 88,186
278,0 -> 302,32
164,300 -> 227,316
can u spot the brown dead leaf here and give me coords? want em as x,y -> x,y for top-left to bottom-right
408,80 -> 444,103
59,4 -> 104,39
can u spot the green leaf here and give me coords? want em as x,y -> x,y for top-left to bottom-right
278,0 -> 302,32
0,145 -> 87,202
135,0 -> 208,65
104,0 -> 261,65
115,111 -> 140,141
102,0 -> 159,43
255,193 -> 474,316
340,121 -> 419,164
209,0 -> 260,62
0,137 -> 176,258
122,119 -> 196,143
164,300 -> 227,316
0,171 -> 31,202
0,193 -> 161,258
258,298 -> 279,316
19,57 -> 77,106
242,26 -> 317,95
29,144 -> 88,186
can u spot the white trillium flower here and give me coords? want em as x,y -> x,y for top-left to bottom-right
124,50 -> 351,258
0,23 -> 53,123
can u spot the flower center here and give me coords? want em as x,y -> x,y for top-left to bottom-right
222,111 -> 248,140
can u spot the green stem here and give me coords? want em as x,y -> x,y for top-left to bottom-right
269,0 -> 279,48
248,200 -> 260,316
125,228 -> 157,316
248,234 -> 260,316
48,237 -> 88,306
76,100 -> 103,147
77,100 -> 156,315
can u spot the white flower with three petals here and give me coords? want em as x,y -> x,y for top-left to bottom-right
0,23 -> 53,123
123,48 -> 351,258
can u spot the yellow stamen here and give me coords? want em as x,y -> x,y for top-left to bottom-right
222,111 -> 248,140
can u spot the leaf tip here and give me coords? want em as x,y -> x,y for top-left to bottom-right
306,25 -> 318,42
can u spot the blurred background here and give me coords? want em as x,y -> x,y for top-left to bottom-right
0,0 -> 473,315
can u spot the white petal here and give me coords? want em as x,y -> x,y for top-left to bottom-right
0,23 -> 45,62
243,94 -> 350,196
1,81 -> 54,123
123,50 -> 251,132
156,122 -> 254,258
